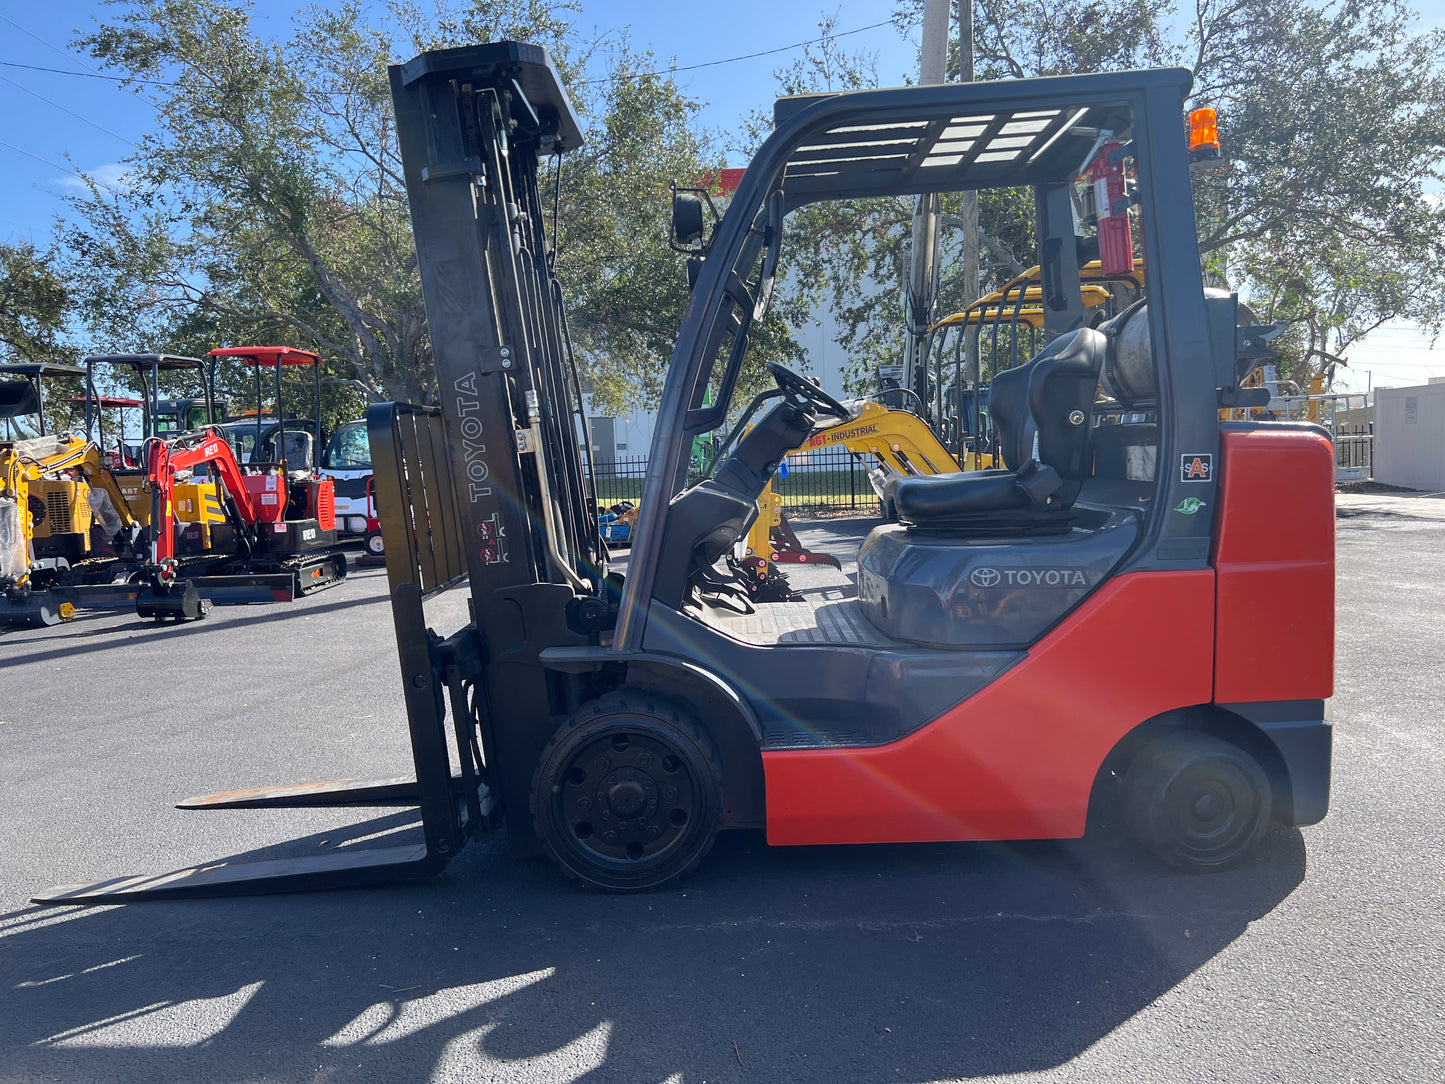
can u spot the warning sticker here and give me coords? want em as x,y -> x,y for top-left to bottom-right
477,512 -> 509,565
261,493 -> 279,505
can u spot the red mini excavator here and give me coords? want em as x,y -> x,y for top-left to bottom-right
133,346 -> 347,620
36,45 -> 1334,903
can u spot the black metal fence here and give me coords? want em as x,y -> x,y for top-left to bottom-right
591,445 -> 874,513
1335,433 -> 1373,472
771,444 -> 873,511
592,455 -> 648,508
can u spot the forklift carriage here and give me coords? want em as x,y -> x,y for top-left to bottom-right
35,42 -> 1333,903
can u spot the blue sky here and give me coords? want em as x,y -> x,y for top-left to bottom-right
1,0 -> 1440,390
0,1 -> 917,245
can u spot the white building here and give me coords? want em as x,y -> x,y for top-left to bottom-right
1373,382 -> 1445,491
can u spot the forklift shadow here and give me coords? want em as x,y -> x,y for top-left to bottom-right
0,588 -> 391,672
1,809 -> 1307,1082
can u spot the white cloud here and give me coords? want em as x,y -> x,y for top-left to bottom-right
54,163 -> 134,194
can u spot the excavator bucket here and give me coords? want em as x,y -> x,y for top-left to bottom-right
0,589 -> 74,628
135,579 -> 208,621
768,511 -> 843,569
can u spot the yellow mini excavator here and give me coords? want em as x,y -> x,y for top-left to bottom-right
1,363 -> 143,626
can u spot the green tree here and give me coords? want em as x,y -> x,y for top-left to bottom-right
551,38 -> 727,413
774,2 -> 1445,390
1187,0 -> 1445,378
0,241 -> 73,364
63,0 -> 763,416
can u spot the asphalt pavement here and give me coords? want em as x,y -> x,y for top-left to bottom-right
0,513 -> 1442,1083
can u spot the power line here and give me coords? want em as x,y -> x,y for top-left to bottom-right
0,74 -> 142,149
1,13 -> 111,76
0,59 -> 176,87
579,19 -> 895,85
2,16 -> 901,95
0,14 -> 164,103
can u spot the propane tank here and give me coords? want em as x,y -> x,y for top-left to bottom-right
1103,288 -> 1260,405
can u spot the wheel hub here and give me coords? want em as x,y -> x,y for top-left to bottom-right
1193,792 -> 1224,820
556,731 -> 696,863
605,775 -> 651,818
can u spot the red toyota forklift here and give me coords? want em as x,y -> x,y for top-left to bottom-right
36,43 -> 1333,903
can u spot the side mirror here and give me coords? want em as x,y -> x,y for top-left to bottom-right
672,193 -> 705,246
669,182 -> 719,255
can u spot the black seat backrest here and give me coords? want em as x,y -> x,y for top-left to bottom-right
280,430 -> 314,470
987,362 -> 1034,471
988,327 -> 1107,474
1029,328 -> 1108,480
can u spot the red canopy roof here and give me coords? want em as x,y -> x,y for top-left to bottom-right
67,395 -> 145,408
207,346 -> 322,368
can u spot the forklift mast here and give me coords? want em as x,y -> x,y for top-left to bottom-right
386,42 -> 604,840
391,43 -> 596,596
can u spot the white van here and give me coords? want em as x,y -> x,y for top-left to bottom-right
319,419 -> 375,538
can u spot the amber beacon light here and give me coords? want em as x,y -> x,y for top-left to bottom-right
1189,107 -> 1220,161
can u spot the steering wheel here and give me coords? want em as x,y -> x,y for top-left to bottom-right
766,361 -> 851,422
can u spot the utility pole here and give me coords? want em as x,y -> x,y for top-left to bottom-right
958,0 -> 977,334
902,0 -> 950,417
958,1 -> 984,456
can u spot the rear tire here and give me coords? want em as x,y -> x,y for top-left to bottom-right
532,693 -> 723,891
364,530 -> 384,557
1122,731 -> 1272,872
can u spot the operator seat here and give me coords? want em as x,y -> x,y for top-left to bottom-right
280,431 -> 315,475
884,327 -> 1108,527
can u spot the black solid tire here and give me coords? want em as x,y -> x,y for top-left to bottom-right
1122,731 -> 1272,872
531,692 -> 724,892
364,530 -> 385,556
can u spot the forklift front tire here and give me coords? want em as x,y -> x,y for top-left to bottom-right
532,693 -> 724,892
1122,731 -> 1272,873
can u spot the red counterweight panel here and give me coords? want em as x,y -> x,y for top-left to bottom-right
241,473 -> 288,524
314,477 -> 336,530
762,572 -> 1215,846
1213,428 -> 1335,702
292,477 -> 337,529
